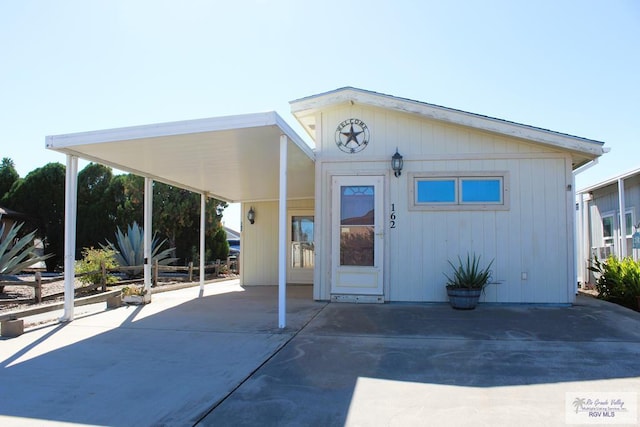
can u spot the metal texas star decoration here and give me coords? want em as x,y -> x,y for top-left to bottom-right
335,118 -> 370,153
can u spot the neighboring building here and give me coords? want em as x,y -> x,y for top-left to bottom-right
0,206 -> 27,242
224,226 -> 240,256
576,167 -> 640,286
0,207 -> 46,270
47,87 -> 606,317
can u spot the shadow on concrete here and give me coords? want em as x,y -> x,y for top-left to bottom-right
0,284 -> 324,426
2,287 -> 640,427
198,296 -> 640,426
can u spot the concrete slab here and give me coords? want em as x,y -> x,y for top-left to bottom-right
199,296 -> 640,427
0,280 -> 324,426
2,283 -> 639,427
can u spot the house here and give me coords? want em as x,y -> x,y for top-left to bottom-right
46,87 -> 606,325
576,167 -> 640,286
0,206 -> 27,242
0,206 -> 47,270
224,226 -> 240,256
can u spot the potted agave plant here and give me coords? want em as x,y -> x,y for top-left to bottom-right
444,253 -> 494,310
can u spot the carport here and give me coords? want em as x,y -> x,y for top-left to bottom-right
46,111 -> 315,328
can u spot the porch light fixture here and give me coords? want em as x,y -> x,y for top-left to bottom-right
247,207 -> 256,225
391,149 -> 403,177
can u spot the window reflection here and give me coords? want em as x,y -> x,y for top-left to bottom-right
340,186 -> 374,266
291,216 -> 314,269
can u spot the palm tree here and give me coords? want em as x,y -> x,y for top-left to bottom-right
572,397 -> 586,413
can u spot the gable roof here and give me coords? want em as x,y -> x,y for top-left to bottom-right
223,226 -> 241,240
290,87 -> 605,169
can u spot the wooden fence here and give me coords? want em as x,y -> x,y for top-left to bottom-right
0,257 -> 238,305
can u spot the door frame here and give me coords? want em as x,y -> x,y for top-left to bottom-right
287,209 -> 315,284
330,175 -> 385,297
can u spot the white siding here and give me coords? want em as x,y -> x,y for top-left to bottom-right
241,199 -> 314,286
315,104 -> 574,303
585,174 -> 640,264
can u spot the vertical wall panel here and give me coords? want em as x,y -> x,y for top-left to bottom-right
314,103 -> 574,303
242,199 -> 314,286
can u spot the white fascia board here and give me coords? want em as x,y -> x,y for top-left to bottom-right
45,111 -> 285,149
291,87 -> 605,158
274,113 -> 316,161
577,165 -> 640,194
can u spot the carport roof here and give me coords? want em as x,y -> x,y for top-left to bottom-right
46,111 -> 315,203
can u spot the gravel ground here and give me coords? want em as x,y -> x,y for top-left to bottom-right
0,275 -> 74,312
0,274 -> 233,314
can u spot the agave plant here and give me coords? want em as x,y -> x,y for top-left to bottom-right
444,253 -> 494,290
0,215 -> 52,288
103,222 -> 178,278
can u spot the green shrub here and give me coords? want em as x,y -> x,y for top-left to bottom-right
588,255 -> 640,310
75,247 -> 118,286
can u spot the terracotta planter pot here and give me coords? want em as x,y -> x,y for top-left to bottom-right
446,287 -> 482,310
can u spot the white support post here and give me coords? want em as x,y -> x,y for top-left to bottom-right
576,193 -> 584,287
618,178 -> 627,258
200,193 -> 206,292
61,155 -> 78,322
572,174 -> 579,296
278,134 -> 288,329
143,178 -> 153,300
582,195 -> 591,272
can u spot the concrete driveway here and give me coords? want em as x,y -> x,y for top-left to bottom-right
1,280 -> 639,426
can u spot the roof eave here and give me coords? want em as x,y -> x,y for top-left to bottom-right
577,165 -> 640,194
290,87 -> 605,159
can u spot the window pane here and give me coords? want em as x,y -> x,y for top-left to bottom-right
291,216 -> 314,269
416,180 -> 456,203
461,179 -> 502,203
625,212 -> 633,237
341,186 -> 374,225
603,216 -> 613,240
340,226 -> 374,266
291,216 -> 314,242
340,186 -> 375,265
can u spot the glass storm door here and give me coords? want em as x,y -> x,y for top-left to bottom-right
287,211 -> 314,284
331,176 -> 384,295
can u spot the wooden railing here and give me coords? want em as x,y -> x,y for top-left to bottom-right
0,258 -> 237,304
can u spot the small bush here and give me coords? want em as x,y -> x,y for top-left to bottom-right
588,255 -> 640,310
121,285 -> 146,296
75,247 -> 118,286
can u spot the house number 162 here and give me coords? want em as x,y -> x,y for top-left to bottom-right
390,204 -> 397,229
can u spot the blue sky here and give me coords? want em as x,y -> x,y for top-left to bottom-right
1,0 -> 639,230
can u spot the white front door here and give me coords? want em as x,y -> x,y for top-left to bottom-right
331,175 -> 384,296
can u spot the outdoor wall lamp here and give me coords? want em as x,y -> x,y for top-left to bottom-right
247,207 -> 256,225
391,148 -> 404,177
